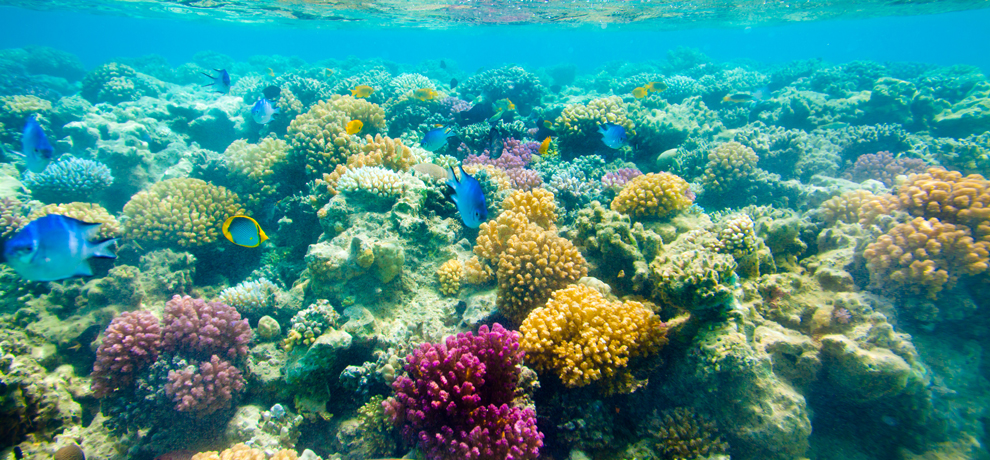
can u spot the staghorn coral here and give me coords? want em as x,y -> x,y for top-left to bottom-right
863,217 -> 990,299
162,295 -> 253,360
496,225 -> 588,324
122,178 -> 244,248
819,190 -> 900,227
22,156 -> 113,203
701,141 -> 759,195
520,284 -> 667,392
554,96 -> 635,155
610,172 -> 693,219
91,310 -> 162,398
500,188 -> 558,230
28,202 -> 121,240
436,259 -> 463,296
164,354 -> 245,416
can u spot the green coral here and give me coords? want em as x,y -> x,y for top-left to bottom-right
649,234 -> 738,316
122,178 -> 244,248
570,201 -> 663,293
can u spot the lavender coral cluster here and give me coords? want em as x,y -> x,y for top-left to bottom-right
162,294 -> 252,360
384,323 -> 543,460
91,310 -> 162,398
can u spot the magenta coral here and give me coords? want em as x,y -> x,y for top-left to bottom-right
384,323 -> 542,460
162,295 -> 252,360
91,310 -> 162,398
844,151 -> 927,187
602,168 -> 643,190
164,354 -> 245,416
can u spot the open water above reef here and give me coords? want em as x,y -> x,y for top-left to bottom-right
1,2 -> 990,460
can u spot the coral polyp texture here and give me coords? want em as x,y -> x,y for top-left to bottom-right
162,295 -> 253,360
383,324 -> 543,460
165,354 -> 245,416
701,141 -> 759,194
819,190 -> 900,227
863,217 -> 990,298
520,284 -> 667,392
436,259 -> 463,296
896,167 -> 990,240
22,157 -> 113,203
122,178 -> 244,248
500,188 -> 558,230
91,310 -> 162,398
610,172 -> 693,219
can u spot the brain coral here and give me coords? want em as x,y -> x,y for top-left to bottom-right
863,216 -> 990,299
554,96 -> 635,156
701,141 -> 759,195
122,178 -> 244,248
520,284 -> 667,393
610,172 -> 693,219
496,225 -> 588,324
28,202 -> 120,240
22,157 -> 114,203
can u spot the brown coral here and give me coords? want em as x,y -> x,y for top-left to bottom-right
819,190 -> 899,227
122,178 -> 244,248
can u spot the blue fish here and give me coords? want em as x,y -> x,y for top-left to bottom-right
21,115 -> 55,173
222,215 -> 268,248
202,68 -> 231,94
446,166 -> 488,228
598,123 -> 628,149
251,98 -> 279,124
3,215 -> 117,282
421,127 -> 455,152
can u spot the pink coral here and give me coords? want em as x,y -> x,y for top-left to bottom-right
465,138 -> 539,171
601,168 -> 643,191
162,295 -> 252,360
506,168 -> 543,191
91,310 -> 162,398
164,354 -> 244,416
844,151 -> 927,187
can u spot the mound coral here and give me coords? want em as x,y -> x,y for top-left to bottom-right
223,138 -> 289,209
639,407 -> 729,459
283,300 -> 339,351
496,225 -> 588,323
164,354 -> 245,416
336,166 -> 410,199
287,99 -> 356,176
91,310 -> 162,398
28,202 -> 121,240
191,443 -> 309,460
22,157 -> 113,203
162,295 -> 252,360
218,278 -> 279,319
701,141 -> 759,195
554,96 -> 635,155
896,167 -> 990,240
650,236 -> 738,315
122,178 -> 244,248
571,201 -> 664,293
384,324 -> 543,460
500,188 -> 558,230
458,66 -> 545,112
610,172 -> 693,219
844,151 -> 927,187
863,217 -> 990,298
520,284 -> 667,393
81,62 -> 156,103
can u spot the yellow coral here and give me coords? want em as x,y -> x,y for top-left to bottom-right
436,259 -> 463,296
520,284 -> 667,392
820,190 -> 900,227
323,94 -> 387,133
287,99 -> 356,176
496,225 -> 587,323
28,202 -> 120,240
554,96 -> 635,152
610,172 -> 693,219
190,444 -> 310,460
345,133 -> 417,172
463,255 -> 494,285
122,178 -> 244,248
863,216 -> 990,298
463,164 -> 512,192
474,210 -> 542,263
501,188 -> 558,230
701,141 -> 758,194
0,95 -> 51,118
224,137 -> 289,209
897,167 -> 990,240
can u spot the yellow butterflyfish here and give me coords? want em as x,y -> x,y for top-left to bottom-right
632,87 -> 648,98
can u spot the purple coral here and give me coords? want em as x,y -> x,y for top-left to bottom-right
601,168 -> 643,191
844,151 -> 927,187
164,354 -> 245,416
506,168 -> 543,191
384,323 -> 542,460
162,295 -> 252,360
465,138 -> 539,171
91,311 -> 162,398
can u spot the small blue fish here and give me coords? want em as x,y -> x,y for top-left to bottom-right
446,165 -> 488,228
3,215 -> 117,282
222,215 -> 268,248
202,68 -> 231,94
21,115 -> 55,173
421,127 -> 455,152
251,98 -> 279,124
598,123 -> 628,149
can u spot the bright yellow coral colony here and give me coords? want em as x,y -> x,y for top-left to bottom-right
610,172 -> 693,219
436,259 -> 463,296
520,284 -> 667,393
122,178 -> 244,248
501,188 -> 559,230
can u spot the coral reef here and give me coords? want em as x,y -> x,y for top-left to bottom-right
22,157 -> 114,203
122,178 -> 244,248
91,310 -> 162,398
162,295 -> 253,360
610,172 -> 693,219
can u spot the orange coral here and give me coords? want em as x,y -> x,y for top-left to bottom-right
819,190 -> 900,227
897,167 -> 990,240
501,188 -> 558,230
496,226 -> 587,324
610,172 -> 693,219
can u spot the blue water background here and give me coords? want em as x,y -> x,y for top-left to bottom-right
1,6 -> 989,73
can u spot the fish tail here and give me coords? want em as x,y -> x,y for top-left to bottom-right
89,238 -> 118,259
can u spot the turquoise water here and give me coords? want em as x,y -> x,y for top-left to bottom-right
1,2 -> 990,460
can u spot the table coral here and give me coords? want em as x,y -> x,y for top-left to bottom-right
28,202 -> 121,240
863,217 -> 990,299
554,96 -> 635,155
520,284 -> 667,393
22,156 -> 114,203
610,172 -> 693,219
701,141 -> 759,195
383,323 -> 543,460
122,178 -> 244,248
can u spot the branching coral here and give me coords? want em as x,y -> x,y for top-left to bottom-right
500,188 -> 558,230
436,259 -> 463,296
0,196 -> 26,239
701,141 -> 759,195
844,151 -> 927,187
520,284 -> 667,393
896,167 -> 990,241
287,99 -> 356,176
554,96 -> 635,155
819,190 -> 899,227
122,178 -> 244,248
610,172 -> 693,219
863,217 -> 990,298
224,138 -> 289,209
162,295 -> 252,360
164,354 -> 245,416
639,407 -> 729,459
22,157 -> 114,203
91,310 -> 162,398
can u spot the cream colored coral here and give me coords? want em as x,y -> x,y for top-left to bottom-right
501,188 -> 558,230
0,95 -> 51,117
29,202 -> 120,240
323,94 -> 387,132
345,134 -> 417,172
287,99 -> 355,176
436,259 -> 463,296
701,141 -> 758,194
520,284 -> 667,392
474,210 -> 542,263
610,172 -> 693,219
820,190 -> 899,227
554,96 -> 636,146
463,256 -> 494,285
224,137 -> 289,207
336,166 -> 409,198
863,216 -> 990,298
496,225 -> 587,323
122,178 -> 244,248
190,444 -> 313,460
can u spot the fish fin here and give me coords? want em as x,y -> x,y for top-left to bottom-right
88,238 -> 118,259
73,261 -> 94,277
79,222 -> 103,240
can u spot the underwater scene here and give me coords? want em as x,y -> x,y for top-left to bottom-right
2,1 -> 990,460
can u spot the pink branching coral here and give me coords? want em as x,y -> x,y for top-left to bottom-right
164,354 -> 245,416
91,311 -> 162,398
162,295 -> 252,360
506,168 -> 543,191
602,168 -> 643,191
844,151 -> 927,187
465,138 -> 539,171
